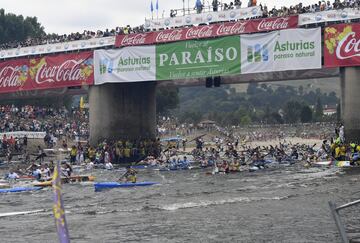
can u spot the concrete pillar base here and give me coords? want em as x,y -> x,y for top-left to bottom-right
89,82 -> 156,145
340,67 -> 360,143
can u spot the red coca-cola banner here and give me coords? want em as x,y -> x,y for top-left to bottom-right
324,23 -> 360,67
115,16 -> 298,47
0,51 -> 93,94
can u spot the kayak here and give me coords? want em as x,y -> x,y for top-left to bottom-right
335,161 -> 351,167
0,187 -> 42,193
0,209 -> 45,218
34,175 -> 96,187
312,161 -> 351,167
130,165 -> 160,169
313,161 -> 333,166
94,182 -> 157,191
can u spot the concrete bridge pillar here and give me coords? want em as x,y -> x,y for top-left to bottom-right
89,82 -> 156,145
340,67 -> 360,143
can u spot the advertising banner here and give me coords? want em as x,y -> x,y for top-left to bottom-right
240,28 -> 321,74
145,6 -> 262,30
116,16 -> 298,47
0,131 -> 46,139
94,46 -> 156,84
156,36 -> 241,80
299,8 -> 360,26
1,37 -> 115,60
0,51 -> 93,94
324,23 -> 360,67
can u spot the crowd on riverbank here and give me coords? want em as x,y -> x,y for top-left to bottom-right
0,105 -> 88,149
0,103 -> 356,172
66,139 -> 161,165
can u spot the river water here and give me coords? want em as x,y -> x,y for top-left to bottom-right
0,165 -> 359,243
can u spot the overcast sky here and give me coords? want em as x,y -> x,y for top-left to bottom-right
0,0 -> 317,34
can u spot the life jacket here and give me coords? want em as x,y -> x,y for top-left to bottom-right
70,148 -> 77,156
350,143 -> 356,153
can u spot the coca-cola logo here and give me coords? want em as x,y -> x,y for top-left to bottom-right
335,32 -> 360,60
257,18 -> 290,31
35,59 -> 87,84
216,22 -> 246,35
186,26 -> 214,39
121,34 -> 147,46
0,66 -> 22,88
155,29 -> 183,42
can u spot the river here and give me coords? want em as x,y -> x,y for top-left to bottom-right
0,165 -> 359,242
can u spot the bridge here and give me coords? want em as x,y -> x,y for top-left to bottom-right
0,8 -> 360,144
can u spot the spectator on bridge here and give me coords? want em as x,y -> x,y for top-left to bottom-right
234,0 -> 242,9
212,0 -> 219,11
170,9 -> 177,17
195,0 -> 204,13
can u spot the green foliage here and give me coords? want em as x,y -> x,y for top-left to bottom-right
315,97 -> 323,121
300,105 -> 313,123
283,100 -> 303,123
171,82 -> 339,125
0,9 -> 45,45
156,87 -> 179,115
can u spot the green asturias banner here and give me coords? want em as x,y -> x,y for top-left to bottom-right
156,36 -> 241,80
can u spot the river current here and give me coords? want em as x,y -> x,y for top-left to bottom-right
0,165 -> 359,243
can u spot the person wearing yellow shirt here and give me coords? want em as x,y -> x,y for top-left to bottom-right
70,145 -> 77,163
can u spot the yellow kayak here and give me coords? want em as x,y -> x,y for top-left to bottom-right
34,175 -> 96,187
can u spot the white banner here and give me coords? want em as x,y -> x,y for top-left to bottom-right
240,28 -> 322,74
299,8 -> 360,25
0,36 -> 115,60
0,131 -> 46,139
145,6 -> 262,30
94,46 -> 156,84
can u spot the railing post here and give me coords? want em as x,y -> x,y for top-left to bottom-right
329,201 -> 349,243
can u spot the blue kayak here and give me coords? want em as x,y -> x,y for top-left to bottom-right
0,187 -> 42,194
94,182 -> 157,191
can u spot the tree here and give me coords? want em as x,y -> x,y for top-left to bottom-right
156,87 -> 179,115
298,85 -> 304,96
0,9 -> 45,45
283,100 -> 302,123
300,105 -> 313,123
246,82 -> 258,95
315,97 -> 323,121
240,115 -> 251,125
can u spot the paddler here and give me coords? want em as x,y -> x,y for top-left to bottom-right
63,163 -> 73,177
6,169 -> 19,180
119,166 -> 137,183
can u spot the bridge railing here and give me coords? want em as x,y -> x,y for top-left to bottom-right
1,9 -> 360,60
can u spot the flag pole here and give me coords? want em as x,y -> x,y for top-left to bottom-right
156,0 -> 159,19
52,159 -> 70,243
183,0 -> 185,15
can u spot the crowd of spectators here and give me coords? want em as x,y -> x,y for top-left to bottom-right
0,105 -> 89,147
0,25 -> 146,50
0,0 -> 359,51
67,139 -> 162,165
177,0 -> 360,16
